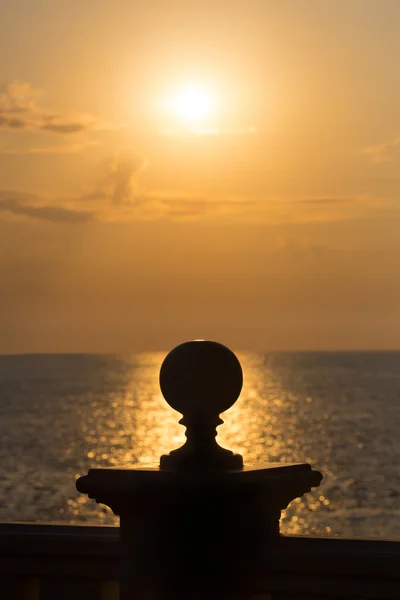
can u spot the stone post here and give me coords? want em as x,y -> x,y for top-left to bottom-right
77,340 -> 322,599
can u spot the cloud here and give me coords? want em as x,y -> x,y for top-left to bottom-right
297,197 -> 355,205
0,81 -> 111,137
101,154 -> 148,205
0,115 -> 26,129
0,81 -> 40,113
1,140 -> 99,155
0,191 -> 95,223
40,122 -> 89,134
362,135 -> 400,163
0,155 -> 394,226
0,154 -> 149,224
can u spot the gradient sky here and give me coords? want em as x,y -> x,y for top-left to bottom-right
1,0 -> 400,353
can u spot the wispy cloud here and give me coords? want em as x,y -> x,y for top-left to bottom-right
297,197 -> 355,205
362,135 -> 400,163
1,140 -> 99,155
0,81 -> 112,137
0,156 -> 394,225
0,191 -> 95,223
100,154 -> 148,205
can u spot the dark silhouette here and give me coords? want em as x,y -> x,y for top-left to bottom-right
77,340 -> 322,599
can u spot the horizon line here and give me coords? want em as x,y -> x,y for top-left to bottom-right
1,347 -> 400,357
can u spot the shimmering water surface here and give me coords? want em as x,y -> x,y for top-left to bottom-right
0,351 -> 399,538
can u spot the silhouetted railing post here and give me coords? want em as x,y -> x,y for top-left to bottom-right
77,340 -> 323,599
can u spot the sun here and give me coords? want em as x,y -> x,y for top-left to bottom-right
168,85 -> 215,123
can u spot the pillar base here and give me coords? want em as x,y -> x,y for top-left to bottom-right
77,462 -> 322,599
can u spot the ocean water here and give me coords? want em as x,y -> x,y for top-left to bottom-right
0,351 -> 399,539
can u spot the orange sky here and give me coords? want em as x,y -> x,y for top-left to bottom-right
1,1 -> 400,353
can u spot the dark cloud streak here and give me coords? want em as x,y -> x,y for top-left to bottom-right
0,115 -> 26,129
40,122 -> 90,134
298,197 -> 355,205
0,194 -> 95,223
0,81 -> 108,136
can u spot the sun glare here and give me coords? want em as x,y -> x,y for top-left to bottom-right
168,85 -> 215,123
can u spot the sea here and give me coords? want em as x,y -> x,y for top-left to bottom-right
0,351 -> 399,539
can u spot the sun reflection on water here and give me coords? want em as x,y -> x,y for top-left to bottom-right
74,351 -> 332,534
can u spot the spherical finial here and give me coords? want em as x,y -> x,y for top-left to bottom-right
159,340 -> 243,470
160,340 -> 243,417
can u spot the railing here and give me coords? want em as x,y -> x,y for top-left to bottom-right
0,523 -> 119,600
1,523 -> 399,599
